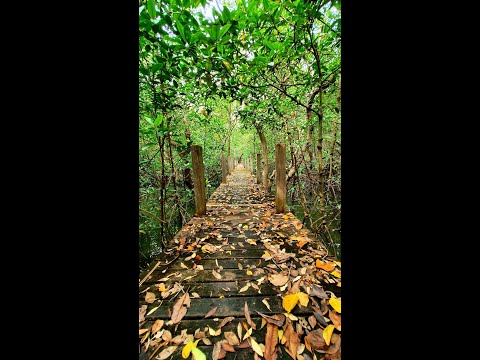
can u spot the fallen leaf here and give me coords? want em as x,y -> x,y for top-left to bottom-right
182,339 -> 199,359
310,284 -> 328,299
139,328 -> 149,335
328,309 -> 341,330
262,299 -> 272,311
171,292 -> 191,324
201,337 -> 212,345
283,323 -> 300,360
157,283 -> 167,292
238,263 -> 243,270
249,337 -> 264,357
204,307 -> 218,318
139,305 -> 147,322
264,322 -> 278,360
322,325 -> 335,346
191,292 -> 201,298
305,329 -> 326,351
325,333 -> 341,354
221,341 -> 236,352
218,316 -> 235,329
145,292 -> 156,303
256,312 -> 285,327
244,302 -> 256,330
156,346 -> 178,359
191,347 -> 206,360
237,322 -> 242,340
329,297 -> 341,313
151,319 -> 164,335
283,293 -> 299,313
308,315 -> 317,329
315,260 -> 336,271
212,341 -> 227,360
162,330 -> 172,341
242,326 -> 253,340
239,283 -> 250,293
269,273 -> 289,286
297,292 -> 309,307
195,265 -> 204,271
208,326 -> 222,336
246,270 -> 253,276
180,262 -> 188,269
224,331 -> 240,346
331,270 -> 341,278
212,270 -> 222,279
202,243 -> 217,253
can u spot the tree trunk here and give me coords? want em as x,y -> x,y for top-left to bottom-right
257,128 -> 269,190
329,76 -> 341,179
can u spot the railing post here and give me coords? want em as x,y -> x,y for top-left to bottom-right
221,153 -> 227,184
275,143 -> 286,213
256,154 -> 261,184
191,145 -> 206,216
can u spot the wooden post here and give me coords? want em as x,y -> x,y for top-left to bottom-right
256,154 -> 261,184
191,145 -> 206,216
221,153 -> 227,184
275,143 -> 286,213
227,157 -> 231,175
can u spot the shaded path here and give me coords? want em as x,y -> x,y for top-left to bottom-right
139,165 -> 341,359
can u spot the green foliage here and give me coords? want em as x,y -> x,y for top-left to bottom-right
139,0 -> 342,269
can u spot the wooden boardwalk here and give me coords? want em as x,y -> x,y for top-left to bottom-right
139,165 -> 341,360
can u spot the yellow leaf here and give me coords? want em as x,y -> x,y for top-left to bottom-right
282,215 -> 289,220
278,329 -> 284,341
331,270 -> 341,278
334,261 -> 342,267
139,230 -> 146,234
250,338 -> 264,357
139,328 -> 149,335
262,299 -> 271,311
158,283 -> 167,292
191,347 -> 206,360
329,297 -> 341,313
182,340 -> 197,358
297,292 -> 309,307
316,260 -> 336,271
246,270 -> 253,276
222,60 -> 231,71
322,325 -> 335,346
282,293 -> 299,313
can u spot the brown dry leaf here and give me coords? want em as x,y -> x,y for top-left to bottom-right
139,328 -> 149,335
256,312 -> 285,327
156,345 -> 178,359
151,319 -> 164,335
283,323 -> 300,360
311,284 -> 328,299
325,333 -> 341,354
305,328 -> 326,351
171,292 -> 191,324
244,302 -> 256,330
212,270 -> 222,279
221,341 -> 236,352
224,331 -> 240,346
297,239 -> 309,248
145,292 -> 156,303
208,326 -> 222,336
201,337 -> 212,345
237,322 -> 243,341
322,325 -> 335,346
204,306 -> 218,318
297,292 -> 309,307
269,273 -> 289,286
218,316 -> 235,329
191,292 -> 201,299
212,341 -> 227,360
238,263 -> 243,270
308,315 -> 317,329
162,329 -> 172,341
264,322 -> 278,360
329,309 -> 341,331
139,305 -> 147,323
201,243 -> 217,253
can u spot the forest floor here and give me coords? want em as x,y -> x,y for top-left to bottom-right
139,165 -> 342,360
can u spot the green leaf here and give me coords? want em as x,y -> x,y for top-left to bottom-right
218,23 -> 231,39
191,347 -> 206,360
154,113 -> 163,126
175,19 -> 186,42
145,117 -> 153,125
147,0 -> 156,19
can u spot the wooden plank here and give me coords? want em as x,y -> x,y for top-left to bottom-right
191,145 -> 206,216
275,143 -> 287,213
140,281 -> 279,301
167,258 -> 267,270
145,295 -> 312,320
